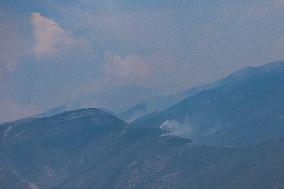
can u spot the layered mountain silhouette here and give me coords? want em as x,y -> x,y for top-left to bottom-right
0,61 -> 283,188
36,85 -> 158,119
0,108 -> 284,189
132,61 -> 284,146
119,86 -> 208,122
120,63 -> 278,123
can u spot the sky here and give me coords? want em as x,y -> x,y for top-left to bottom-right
1,0 -> 284,121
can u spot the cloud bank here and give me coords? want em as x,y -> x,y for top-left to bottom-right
31,12 -> 77,58
1,0 -> 284,122
104,53 -> 151,82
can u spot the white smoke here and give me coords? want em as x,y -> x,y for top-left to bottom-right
159,119 -> 192,138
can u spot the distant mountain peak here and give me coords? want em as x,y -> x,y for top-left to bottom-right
131,60 -> 284,146
49,108 -> 110,119
45,108 -> 128,128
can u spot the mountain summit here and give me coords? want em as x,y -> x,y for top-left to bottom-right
132,61 -> 284,146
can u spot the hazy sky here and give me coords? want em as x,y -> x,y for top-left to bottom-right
1,0 -> 284,121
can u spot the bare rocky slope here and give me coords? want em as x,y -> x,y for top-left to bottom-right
0,108 -> 283,188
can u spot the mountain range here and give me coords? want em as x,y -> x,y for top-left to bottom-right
132,61 -> 284,146
36,85 -> 158,119
119,63 -> 277,122
0,108 -> 284,189
0,61 -> 283,188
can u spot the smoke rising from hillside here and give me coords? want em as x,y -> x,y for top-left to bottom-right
160,119 -> 192,138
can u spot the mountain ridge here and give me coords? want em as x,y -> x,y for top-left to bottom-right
121,61 -> 284,122
131,61 -> 284,146
0,61 -> 283,188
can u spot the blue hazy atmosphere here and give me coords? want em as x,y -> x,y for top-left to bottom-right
1,0 -> 284,121
0,1 -> 284,189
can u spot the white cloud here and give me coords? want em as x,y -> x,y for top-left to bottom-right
69,53 -> 154,97
104,53 -> 151,80
31,12 -> 77,58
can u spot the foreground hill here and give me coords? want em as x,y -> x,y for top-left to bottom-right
0,108 -> 284,188
56,134 -> 284,189
0,109 -> 127,188
0,156 -> 30,189
132,61 -> 284,146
